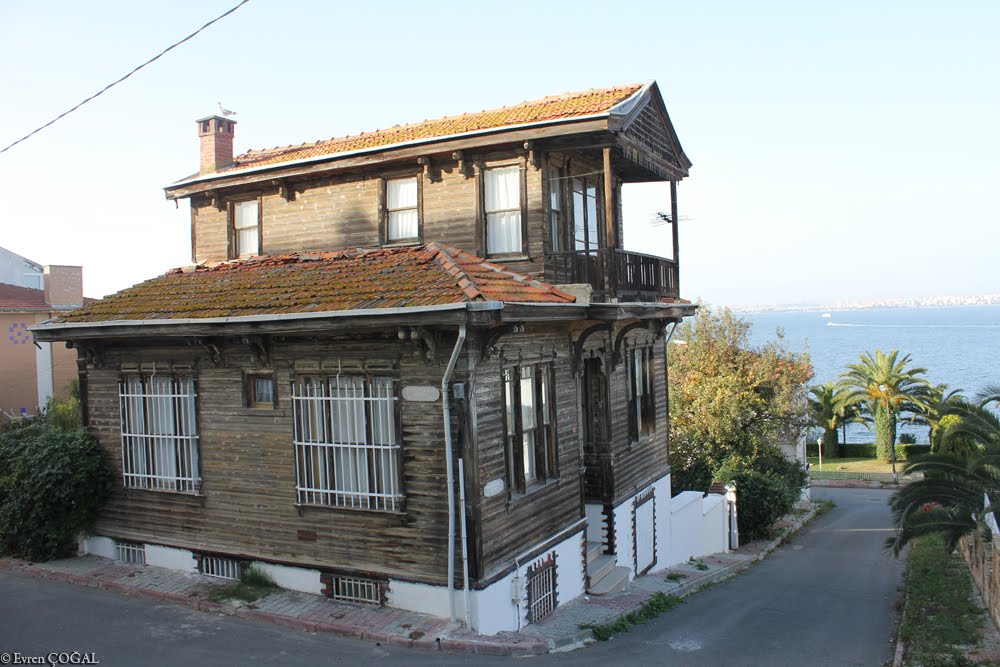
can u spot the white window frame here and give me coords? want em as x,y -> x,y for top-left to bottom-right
385,176 -> 420,243
291,374 -> 402,512
232,199 -> 260,258
484,165 -> 523,256
118,374 -> 200,493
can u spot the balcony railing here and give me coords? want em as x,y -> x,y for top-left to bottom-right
546,249 -> 678,302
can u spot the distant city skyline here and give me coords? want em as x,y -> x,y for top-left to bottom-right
1,1 -> 997,307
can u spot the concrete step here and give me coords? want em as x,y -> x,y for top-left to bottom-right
586,540 -> 605,565
587,554 -> 616,585
588,565 -> 631,596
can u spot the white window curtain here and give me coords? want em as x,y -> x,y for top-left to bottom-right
234,200 -> 259,256
387,178 -> 418,240
485,167 -> 521,254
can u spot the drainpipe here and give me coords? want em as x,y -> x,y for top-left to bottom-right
442,324 -> 466,623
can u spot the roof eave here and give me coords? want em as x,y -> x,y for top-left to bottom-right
163,113 -> 615,198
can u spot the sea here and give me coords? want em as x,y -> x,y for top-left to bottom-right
745,305 -> 1000,444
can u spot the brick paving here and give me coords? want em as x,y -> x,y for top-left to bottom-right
0,506 -> 814,656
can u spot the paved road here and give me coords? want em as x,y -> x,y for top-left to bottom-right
0,487 -> 901,666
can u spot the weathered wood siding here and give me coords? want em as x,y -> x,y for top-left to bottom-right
189,152 -> 547,282
607,329 -> 671,504
467,325 -> 584,580
83,332 -> 470,585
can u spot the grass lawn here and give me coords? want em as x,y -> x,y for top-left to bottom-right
900,534 -> 984,665
806,456 -> 902,474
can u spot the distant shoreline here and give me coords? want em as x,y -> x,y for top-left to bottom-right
733,298 -> 1000,314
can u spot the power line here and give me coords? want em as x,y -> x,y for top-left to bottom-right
0,0 -> 252,155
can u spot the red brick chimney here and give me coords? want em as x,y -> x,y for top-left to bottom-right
197,115 -> 236,174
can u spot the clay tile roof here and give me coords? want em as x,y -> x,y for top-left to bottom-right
230,84 -> 644,171
0,283 -> 48,310
54,244 -> 575,323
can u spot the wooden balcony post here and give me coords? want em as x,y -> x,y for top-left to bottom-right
603,147 -> 617,299
670,180 -> 680,295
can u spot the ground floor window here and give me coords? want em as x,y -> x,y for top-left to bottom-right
118,374 -> 200,492
627,346 -> 655,442
291,375 -> 402,511
503,361 -> 558,494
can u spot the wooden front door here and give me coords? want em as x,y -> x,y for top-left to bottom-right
581,357 -> 612,501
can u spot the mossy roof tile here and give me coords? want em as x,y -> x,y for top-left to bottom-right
56,244 -> 574,323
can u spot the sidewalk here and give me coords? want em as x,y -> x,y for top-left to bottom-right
0,506 -> 815,657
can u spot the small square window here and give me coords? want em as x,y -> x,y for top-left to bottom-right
246,374 -> 276,408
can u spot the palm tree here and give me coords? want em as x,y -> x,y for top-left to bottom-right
839,350 -> 929,479
912,383 -> 965,451
887,401 -> 1000,555
976,384 -> 1000,409
808,383 -> 850,458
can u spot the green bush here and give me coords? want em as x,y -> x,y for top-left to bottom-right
0,423 -> 112,561
671,455 -> 714,494
732,470 -> 797,540
898,433 -> 917,445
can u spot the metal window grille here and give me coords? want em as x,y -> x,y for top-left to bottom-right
119,375 -> 200,492
200,555 -> 242,580
291,376 -> 401,511
114,541 -> 146,564
526,554 -> 557,623
327,574 -> 382,606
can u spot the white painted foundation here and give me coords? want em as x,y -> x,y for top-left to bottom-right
145,544 -> 198,573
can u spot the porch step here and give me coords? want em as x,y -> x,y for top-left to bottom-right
586,540 -> 605,566
588,565 -> 631,596
588,554 -> 617,585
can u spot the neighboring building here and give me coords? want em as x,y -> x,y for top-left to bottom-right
1,257 -> 85,421
34,82 -> 731,634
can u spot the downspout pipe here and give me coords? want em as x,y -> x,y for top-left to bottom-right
442,324 -> 467,623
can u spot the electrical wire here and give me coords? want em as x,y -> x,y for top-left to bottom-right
0,0 -> 252,155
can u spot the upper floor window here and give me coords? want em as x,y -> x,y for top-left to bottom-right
572,177 -> 600,251
232,199 -> 260,258
485,166 -> 522,256
385,177 -> 420,243
118,374 -> 200,493
291,374 -> 402,512
549,168 -> 565,252
503,362 -> 558,494
627,346 -> 656,442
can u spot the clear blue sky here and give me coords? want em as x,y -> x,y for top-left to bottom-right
1,0 -> 997,307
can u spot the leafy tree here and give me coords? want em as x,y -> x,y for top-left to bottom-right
808,382 -> 852,458
668,306 -> 812,491
838,350 -> 929,470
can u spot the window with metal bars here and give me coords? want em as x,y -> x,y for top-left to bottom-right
321,572 -> 384,606
118,374 -> 200,492
291,375 -> 402,512
627,346 -> 656,443
198,555 -> 242,580
526,553 -> 558,623
503,362 -> 558,495
114,540 -> 146,564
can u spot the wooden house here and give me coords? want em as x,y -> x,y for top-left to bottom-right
33,82 -> 701,634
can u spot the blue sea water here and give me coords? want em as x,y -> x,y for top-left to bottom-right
745,305 -> 1000,443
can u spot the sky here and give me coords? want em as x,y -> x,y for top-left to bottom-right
0,0 -> 997,308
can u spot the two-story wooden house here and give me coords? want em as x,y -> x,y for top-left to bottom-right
34,82 -> 701,634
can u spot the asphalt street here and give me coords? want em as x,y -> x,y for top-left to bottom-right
0,487 -> 902,666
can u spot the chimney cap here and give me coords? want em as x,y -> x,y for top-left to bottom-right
195,114 -> 237,125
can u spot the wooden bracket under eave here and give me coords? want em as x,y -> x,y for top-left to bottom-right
417,156 -> 434,183
523,142 -> 542,170
278,179 -> 296,202
208,192 -> 226,212
452,151 -> 471,179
